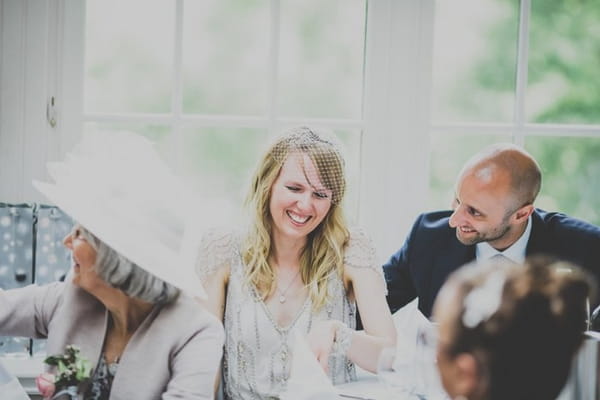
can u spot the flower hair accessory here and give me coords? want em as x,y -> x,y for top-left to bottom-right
36,345 -> 92,399
462,270 -> 507,328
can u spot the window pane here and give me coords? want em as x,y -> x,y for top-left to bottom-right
83,123 -> 172,165
85,0 -> 174,113
180,128 -> 362,222
278,0 -> 366,119
181,128 -> 269,219
525,137 -> 600,225
182,1 -> 270,115
428,133 -> 512,210
526,1 -> 600,124
329,129 -> 361,222
431,0 -> 519,122
80,125 -> 360,225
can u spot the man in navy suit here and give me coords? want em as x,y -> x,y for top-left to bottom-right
384,143 -> 600,318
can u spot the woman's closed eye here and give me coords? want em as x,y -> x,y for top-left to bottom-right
285,184 -> 330,200
285,185 -> 301,192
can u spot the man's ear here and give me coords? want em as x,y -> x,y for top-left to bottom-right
453,353 -> 479,398
514,203 -> 534,222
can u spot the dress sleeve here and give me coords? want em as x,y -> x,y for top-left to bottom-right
195,227 -> 239,282
344,228 -> 387,295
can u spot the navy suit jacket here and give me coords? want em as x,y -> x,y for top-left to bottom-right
383,209 -> 600,318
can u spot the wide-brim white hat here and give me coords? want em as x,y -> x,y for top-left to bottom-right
33,131 -> 207,299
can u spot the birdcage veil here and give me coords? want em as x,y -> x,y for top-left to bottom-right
268,126 -> 347,205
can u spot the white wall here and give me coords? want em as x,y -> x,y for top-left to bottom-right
0,0 -> 84,204
359,0 -> 435,258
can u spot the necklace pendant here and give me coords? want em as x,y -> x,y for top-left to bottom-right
279,295 -> 286,303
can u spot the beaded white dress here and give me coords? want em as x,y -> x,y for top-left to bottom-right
196,227 -> 385,400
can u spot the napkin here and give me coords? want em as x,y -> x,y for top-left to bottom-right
392,299 -> 449,399
392,298 -> 431,363
280,334 -> 341,400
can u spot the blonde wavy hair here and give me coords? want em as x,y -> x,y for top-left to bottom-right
242,126 -> 350,311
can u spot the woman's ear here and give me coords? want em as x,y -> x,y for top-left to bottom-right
453,353 -> 479,398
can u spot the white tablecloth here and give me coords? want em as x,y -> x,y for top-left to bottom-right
335,370 -> 386,399
0,359 -> 31,400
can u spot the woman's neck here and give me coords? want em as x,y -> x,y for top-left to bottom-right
270,235 -> 306,271
91,285 -> 154,335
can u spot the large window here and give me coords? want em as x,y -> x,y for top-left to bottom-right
429,0 -> 600,225
1,0 -> 598,270
83,0 -> 367,222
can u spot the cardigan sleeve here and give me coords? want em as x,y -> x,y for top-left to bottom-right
162,311 -> 225,400
0,282 -> 64,339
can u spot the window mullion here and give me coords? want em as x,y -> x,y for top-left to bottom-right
267,0 -> 280,134
513,0 -> 531,146
172,0 -> 184,123
170,0 -> 184,172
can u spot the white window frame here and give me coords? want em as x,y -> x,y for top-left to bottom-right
3,1 -> 598,266
428,0 -> 600,232
431,0 -> 600,142
81,0 -> 365,174
73,0 -> 435,260
0,0 -> 436,260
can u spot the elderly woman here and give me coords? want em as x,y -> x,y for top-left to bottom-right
197,126 -> 396,399
0,131 -> 224,399
433,256 -> 594,400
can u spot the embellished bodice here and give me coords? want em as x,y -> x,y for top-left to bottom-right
196,228 -> 385,400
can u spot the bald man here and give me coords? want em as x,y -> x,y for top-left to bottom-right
384,143 -> 600,318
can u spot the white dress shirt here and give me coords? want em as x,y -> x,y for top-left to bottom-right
476,216 -> 532,264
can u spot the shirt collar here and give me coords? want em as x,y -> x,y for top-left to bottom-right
476,216 -> 532,264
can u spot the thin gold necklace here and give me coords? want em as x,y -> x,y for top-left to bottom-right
276,269 -> 301,304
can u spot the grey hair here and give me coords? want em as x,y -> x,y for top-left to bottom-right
77,225 -> 180,304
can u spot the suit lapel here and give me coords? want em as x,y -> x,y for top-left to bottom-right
525,210 -> 551,256
424,239 -> 475,316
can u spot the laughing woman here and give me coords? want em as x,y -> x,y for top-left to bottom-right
0,132 -> 224,400
196,126 -> 396,399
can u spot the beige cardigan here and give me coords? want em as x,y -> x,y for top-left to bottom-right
0,281 -> 224,400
